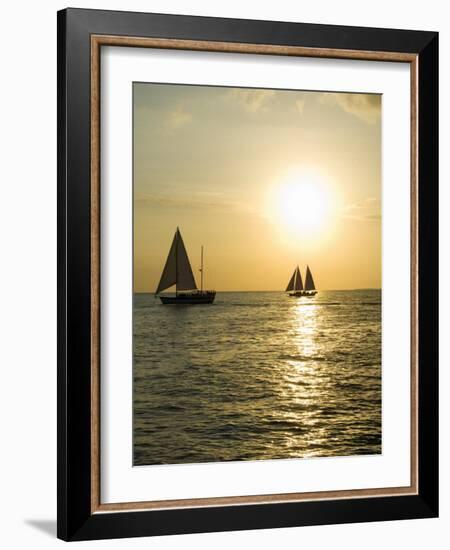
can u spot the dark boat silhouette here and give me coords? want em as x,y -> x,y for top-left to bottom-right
155,228 -> 216,305
286,265 -> 317,297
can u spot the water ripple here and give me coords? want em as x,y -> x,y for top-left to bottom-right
133,290 -> 381,465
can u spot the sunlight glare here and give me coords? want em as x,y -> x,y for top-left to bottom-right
267,169 -> 335,238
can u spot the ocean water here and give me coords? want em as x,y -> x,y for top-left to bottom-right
133,290 -> 381,466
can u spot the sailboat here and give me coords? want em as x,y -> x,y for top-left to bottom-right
155,228 -> 216,304
285,265 -> 317,297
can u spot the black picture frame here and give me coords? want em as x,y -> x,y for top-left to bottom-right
57,7 -> 438,541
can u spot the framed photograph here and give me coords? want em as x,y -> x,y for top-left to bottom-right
57,8 -> 438,541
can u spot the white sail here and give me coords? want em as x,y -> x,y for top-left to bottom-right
294,266 -> 304,291
155,228 -> 197,294
304,265 -> 316,291
285,269 -> 296,292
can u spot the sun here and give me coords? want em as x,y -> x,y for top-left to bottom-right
277,179 -> 329,232
267,168 -> 335,238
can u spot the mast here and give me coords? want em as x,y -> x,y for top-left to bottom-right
200,245 -> 204,292
295,266 -> 303,291
175,227 -> 178,296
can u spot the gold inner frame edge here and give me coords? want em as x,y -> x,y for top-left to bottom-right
90,34 -> 419,514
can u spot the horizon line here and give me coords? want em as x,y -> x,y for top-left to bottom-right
134,288 -> 382,294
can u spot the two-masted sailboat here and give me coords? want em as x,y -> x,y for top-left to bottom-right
155,228 -> 216,304
285,265 -> 317,297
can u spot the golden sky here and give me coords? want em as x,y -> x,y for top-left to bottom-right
134,83 -> 381,292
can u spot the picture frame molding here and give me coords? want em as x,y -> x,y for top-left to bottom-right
58,7 -> 438,541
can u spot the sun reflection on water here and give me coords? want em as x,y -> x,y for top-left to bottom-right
291,301 -> 319,361
275,299 -> 334,455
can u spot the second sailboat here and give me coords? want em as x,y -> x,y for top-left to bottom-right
285,265 -> 317,297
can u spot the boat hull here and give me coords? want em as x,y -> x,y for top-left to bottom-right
159,291 -> 216,305
289,291 -> 317,297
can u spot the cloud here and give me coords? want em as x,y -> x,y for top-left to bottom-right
295,98 -> 305,115
319,93 -> 381,124
135,191 -> 242,212
343,197 -> 381,222
225,88 -> 275,113
165,106 -> 193,131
